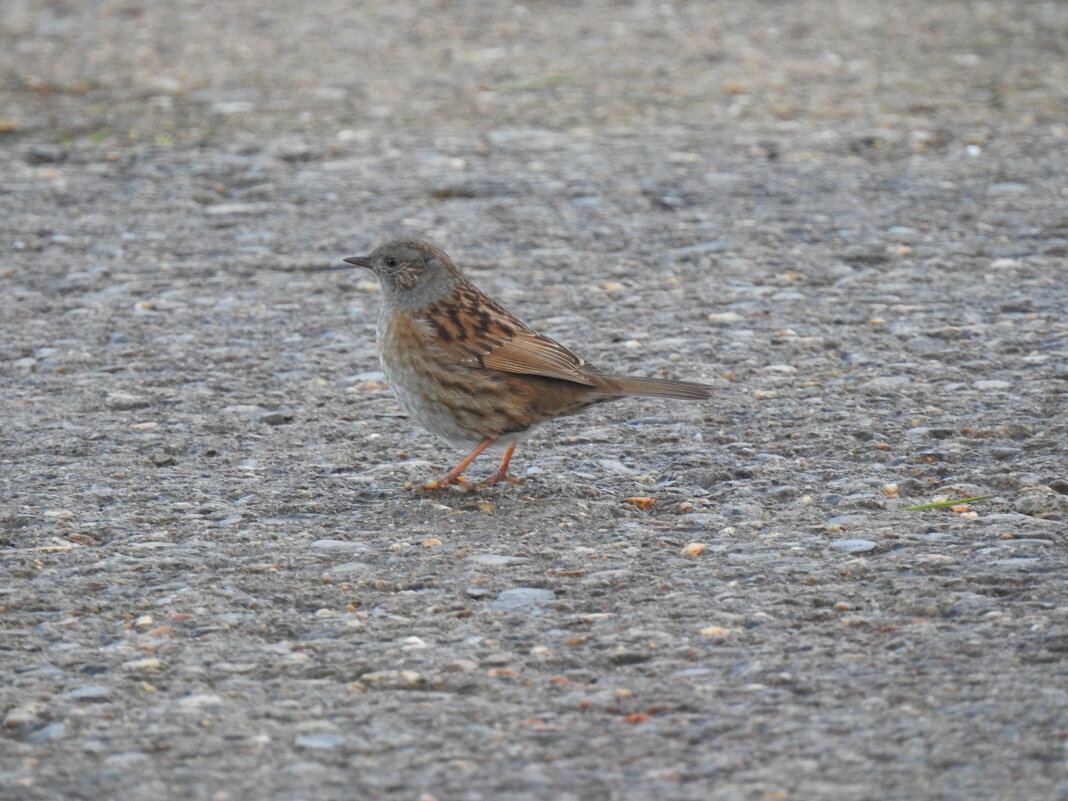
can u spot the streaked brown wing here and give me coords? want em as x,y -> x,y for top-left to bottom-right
421,285 -> 597,386
480,329 -> 596,385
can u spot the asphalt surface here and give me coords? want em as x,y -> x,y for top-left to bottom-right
1,2 -> 1066,800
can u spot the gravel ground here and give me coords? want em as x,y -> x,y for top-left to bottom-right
2,2 -> 1066,800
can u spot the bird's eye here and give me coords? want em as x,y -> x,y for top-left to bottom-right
385,257 -> 398,268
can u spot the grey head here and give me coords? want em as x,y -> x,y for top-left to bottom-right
342,240 -> 462,309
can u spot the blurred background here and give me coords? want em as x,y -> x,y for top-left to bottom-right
3,0 -> 1065,143
3,0 -> 1065,278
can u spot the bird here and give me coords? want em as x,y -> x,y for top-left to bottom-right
342,240 -> 714,490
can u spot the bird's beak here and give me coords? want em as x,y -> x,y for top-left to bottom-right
342,255 -> 372,269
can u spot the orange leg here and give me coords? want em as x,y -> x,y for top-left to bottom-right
478,443 -> 525,487
413,438 -> 495,491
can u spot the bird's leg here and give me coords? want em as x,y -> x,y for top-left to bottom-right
413,438 -> 495,491
476,443 -> 525,487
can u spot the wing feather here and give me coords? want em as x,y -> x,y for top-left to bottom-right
421,286 -> 597,386
481,330 -> 595,385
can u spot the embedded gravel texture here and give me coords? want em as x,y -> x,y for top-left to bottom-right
1,2 -> 1067,800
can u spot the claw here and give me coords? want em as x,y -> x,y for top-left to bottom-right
406,439 -> 495,492
476,473 -> 525,488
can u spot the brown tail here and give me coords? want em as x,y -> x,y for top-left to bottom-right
593,373 -> 715,400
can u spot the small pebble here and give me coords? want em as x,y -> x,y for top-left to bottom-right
916,554 -> 956,565
699,626 -> 733,638
829,538 -> 878,553
121,657 -> 164,673
767,485 -> 798,501
106,391 -> 151,410
490,587 -> 556,613
469,554 -> 527,566
4,703 -> 43,727
310,539 -> 367,552
177,694 -> 223,709
294,734 -> 346,749
64,686 -> 113,701
860,376 -> 910,390
357,670 -> 424,689
922,531 -> 957,542
25,721 -> 66,744
707,311 -> 743,325
997,557 -> 1041,567
345,370 -> 386,382
254,407 -> 294,425
204,202 -> 270,215
212,101 -> 255,115
987,182 -> 1030,194
673,666 -> 714,677
321,561 -> 369,578
1013,493 -> 1068,517
24,145 -> 68,164
609,651 -> 652,665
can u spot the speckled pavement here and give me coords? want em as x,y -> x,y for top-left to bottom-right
1,2 -> 1066,800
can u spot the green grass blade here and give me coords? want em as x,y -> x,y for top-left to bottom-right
902,495 -> 994,511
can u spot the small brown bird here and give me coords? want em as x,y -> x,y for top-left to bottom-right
343,240 -> 714,490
